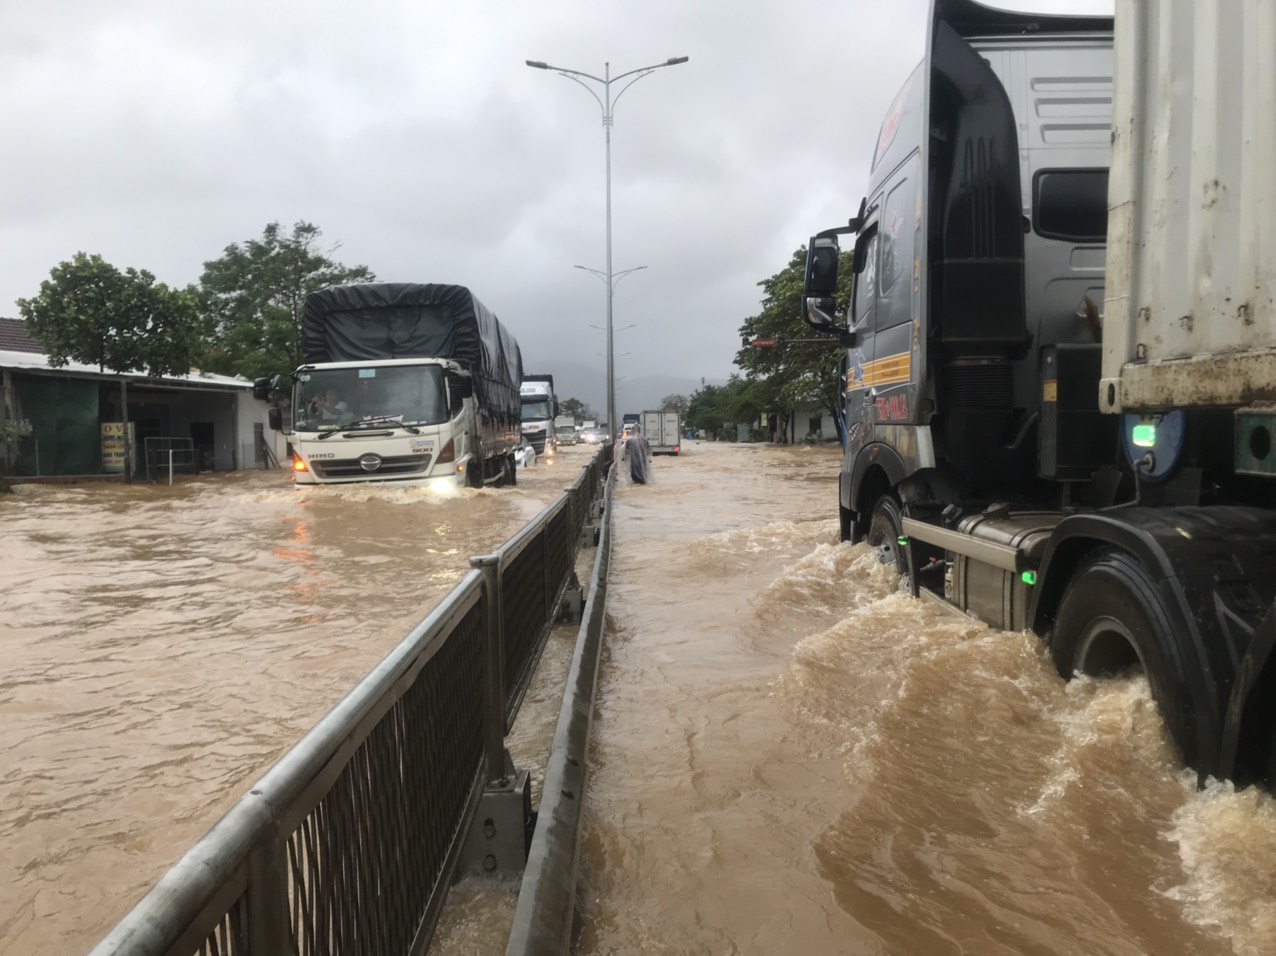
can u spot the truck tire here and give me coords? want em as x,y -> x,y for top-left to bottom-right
1049,549 -> 1193,764
866,495 -> 907,575
506,453 -> 517,487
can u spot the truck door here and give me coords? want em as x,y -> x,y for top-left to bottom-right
844,205 -> 880,463
868,154 -> 920,428
662,412 -> 679,448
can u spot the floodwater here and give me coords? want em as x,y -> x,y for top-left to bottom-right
0,449 -> 587,956
572,443 -> 1276,956
5,443 -> 1276,956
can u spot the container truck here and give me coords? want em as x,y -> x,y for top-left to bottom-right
798,0 -> 1276,789
520,374 -> 557,455
640,410 -> 681,455
256,283 -> 523,489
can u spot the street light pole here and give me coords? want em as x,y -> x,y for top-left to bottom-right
527,56 -> 688,436
577,264 -> 644,425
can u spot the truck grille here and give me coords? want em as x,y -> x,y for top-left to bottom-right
310,454 -> 432,480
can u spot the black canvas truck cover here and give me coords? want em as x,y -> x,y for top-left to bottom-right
301,283 -> 523,425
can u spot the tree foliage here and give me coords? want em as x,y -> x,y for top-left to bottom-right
559,397 -> 595,422
660,393 -> 689,415
17,252 -> 202,377
685,376 -> 761,439
733,246 -> 855,432
199,221 -> 375,381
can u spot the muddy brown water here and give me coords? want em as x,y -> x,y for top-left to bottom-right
0,450 -> 585,955
438,442 -> 1276,956
4,443 -> 1275,955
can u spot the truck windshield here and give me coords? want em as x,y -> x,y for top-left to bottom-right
521,400 -> 552,421
293,366 -> 447,431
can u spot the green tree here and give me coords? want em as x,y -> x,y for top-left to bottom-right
685,376 -> 760,440
559,397 -> 595,422
198,221 -> 375,381
733,247 -> 854,439
660,393 -> 689,415
17,252 -> 201,378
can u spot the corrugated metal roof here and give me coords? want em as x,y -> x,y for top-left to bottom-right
0,346 -> 253,390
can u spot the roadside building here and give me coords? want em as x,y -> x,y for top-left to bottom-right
0,318 -> 285,480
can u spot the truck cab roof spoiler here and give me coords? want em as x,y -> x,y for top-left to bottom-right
938,0 -> 1112,38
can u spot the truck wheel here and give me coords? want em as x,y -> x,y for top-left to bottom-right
1049,549 -> 1192,763
866,495 -> 907,575
506,453 -> 517,487
465,458 -> 483,489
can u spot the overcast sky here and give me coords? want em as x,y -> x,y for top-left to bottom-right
1,0 -> 1111,399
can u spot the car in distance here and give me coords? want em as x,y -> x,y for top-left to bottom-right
580,427 -> 608,445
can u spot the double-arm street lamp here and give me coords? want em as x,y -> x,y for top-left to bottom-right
526,56 -> 689,434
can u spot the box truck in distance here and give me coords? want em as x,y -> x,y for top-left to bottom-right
256,283 -> 523,489
640,410 -> 681,455
798,0 -> 1276,789
520,374 -> 557,455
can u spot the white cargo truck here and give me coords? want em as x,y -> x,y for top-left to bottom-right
639,410 -> 681,456
256,283 -> 523,489
520,374 -> 556,455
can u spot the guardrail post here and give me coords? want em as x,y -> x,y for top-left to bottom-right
245,809 -> 291,954
463,554 -> 531,877
468,554 -> 507,779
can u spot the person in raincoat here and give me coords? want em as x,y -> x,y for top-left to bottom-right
621,423 -> 652,484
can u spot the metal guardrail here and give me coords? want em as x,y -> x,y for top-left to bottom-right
505,456 -> 615,956
88,446 -> 612,956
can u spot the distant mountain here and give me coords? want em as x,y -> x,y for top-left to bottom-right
518,356 -> 724,424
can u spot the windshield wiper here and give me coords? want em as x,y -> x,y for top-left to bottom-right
345,417 -> 422,435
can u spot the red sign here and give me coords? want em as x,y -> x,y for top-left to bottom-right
875,394 -> 910,422
751,338 -> 777,348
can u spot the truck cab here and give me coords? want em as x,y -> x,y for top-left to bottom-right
804,0 -> 1113,543
520,376 -> 557,455
285,358 -> 479,488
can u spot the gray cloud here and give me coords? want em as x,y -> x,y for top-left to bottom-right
0,0 -> 1112,395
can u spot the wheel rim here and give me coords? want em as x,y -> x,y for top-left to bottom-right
867,522 -> 901,569
1074,615 -> 1145,678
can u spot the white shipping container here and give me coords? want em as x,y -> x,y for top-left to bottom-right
1101,0 -> 1276,412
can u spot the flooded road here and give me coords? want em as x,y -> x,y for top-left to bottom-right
0,451 -> 588,956
6,441 -> 1276,956
574,442 -> 1276,956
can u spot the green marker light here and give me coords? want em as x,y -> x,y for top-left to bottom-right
1021,570 -> 1037,586
897,536 -> 909,547
1132,423 -> 1157,448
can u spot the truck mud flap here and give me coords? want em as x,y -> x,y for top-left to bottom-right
1219,598 -> 1276,789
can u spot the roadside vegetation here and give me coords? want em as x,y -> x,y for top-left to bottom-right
12,228 -> 854,447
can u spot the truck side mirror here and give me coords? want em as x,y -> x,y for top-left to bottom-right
804,236 -> 840,298
446,372 -> 474,415
803,236 -> 841,331
267,407 -> 283,431
253,374 -> 280,401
